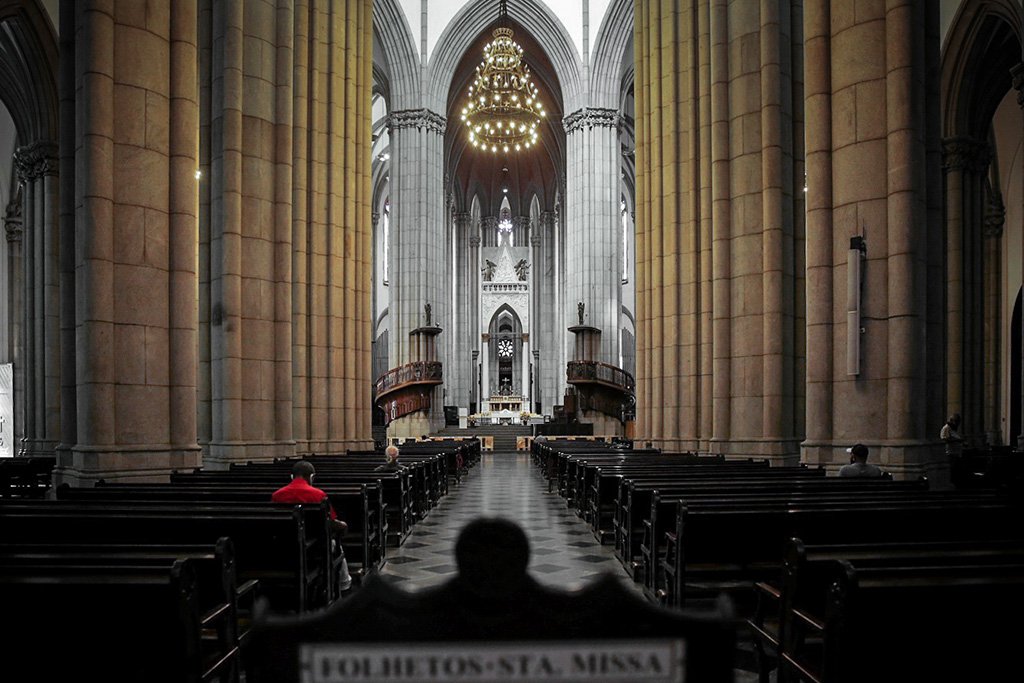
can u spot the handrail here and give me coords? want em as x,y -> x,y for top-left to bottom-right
567,360 -> 635,393
374,361 -> 443,397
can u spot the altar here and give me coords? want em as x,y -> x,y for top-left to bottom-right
483,395 -> 524,413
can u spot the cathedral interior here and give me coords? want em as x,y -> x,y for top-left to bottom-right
0,0 -> 1023,679
0,0 -> 1021,482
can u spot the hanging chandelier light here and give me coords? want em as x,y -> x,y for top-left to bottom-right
460,0 -> 545,154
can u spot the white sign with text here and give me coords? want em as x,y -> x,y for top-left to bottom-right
300,640 -> 686,683
0,364 -> 12,458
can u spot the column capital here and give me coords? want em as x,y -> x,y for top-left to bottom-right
4,199 -> 22,243
985,184 -> 1006,239
453,212 -> 470,223
512,215 -> 530,231
481,216 -> 498,231
531,234 -> 542,247
14,140 -> 58,182
388,108 -> 446,135
1011,63 -> 1024,109
562,107 -> 619,134
469,235 -> 481,247
941,136 -> 989,172
372,211 -> 380,228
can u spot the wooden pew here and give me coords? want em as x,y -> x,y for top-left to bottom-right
749,537 -> 1024,683
658,493 -> 1018,609
0,500 -> 332,612
0,456 -> 55,498
0,558 -> 208,682
61,481 -> 386,578
173,468 -> 414,547
775,551 -> 1024,682
0,538 -> 252,681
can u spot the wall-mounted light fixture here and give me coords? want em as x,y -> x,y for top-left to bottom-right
847,236 -> 866,376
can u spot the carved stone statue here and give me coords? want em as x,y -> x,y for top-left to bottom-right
424,302 -> 432,326
482,259 -> 497,281
577,301 -> 585,326
514,258 -> 530,281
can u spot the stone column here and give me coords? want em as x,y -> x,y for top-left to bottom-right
802,0 -> 833,463
452,212 -> 472,409
4,199 -> 24,448
531,227 -> 542,410
386,108 -> 447,437
563,107 -> 621,366
1011,63 -> 1024,449
635,0 -> 803,459
801,0 -> 943,479
941,137 -> 988,443
55,0 -> 202,484
14,142 -> 60,458
983,187 -> 1004,444
202,0 -> 372,461
469,233 -> 480,409
538,210 -> 556,412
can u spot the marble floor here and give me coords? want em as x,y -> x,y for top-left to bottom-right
380,452 -> 637,593
377,452 -> 765,681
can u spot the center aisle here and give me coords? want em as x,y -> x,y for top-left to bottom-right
379,452 -> 637,592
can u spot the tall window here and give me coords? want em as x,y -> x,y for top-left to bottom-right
621,200 -> 629,284
498,205 -> 513,247
382,199 -> 390,285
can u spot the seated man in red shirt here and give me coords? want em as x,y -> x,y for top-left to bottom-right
272,460 -> 351,592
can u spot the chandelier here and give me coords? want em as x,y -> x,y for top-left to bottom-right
460,1 -> 545,154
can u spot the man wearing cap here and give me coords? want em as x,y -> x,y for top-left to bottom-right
839,443 -> 882,477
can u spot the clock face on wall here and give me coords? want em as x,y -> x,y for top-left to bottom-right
498,339 -> 514,358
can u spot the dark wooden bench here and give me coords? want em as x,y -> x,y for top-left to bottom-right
0,456 -> 55,498
0,558 -> 209,682
0,537 -> 254,681
777,552 -> 1024,682
749,537 -> 1024,683
173,467 -> 414,546
59,481 -> 385,578
658,494 -> 1019,609
0,500 -> 332,612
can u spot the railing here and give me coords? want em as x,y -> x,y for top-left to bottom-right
482,282 -> 528,293
566,360 -> 635,393
374,360 -> 443,398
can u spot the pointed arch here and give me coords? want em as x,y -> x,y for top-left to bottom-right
428,0 -> 583,113
372,0 -> 420,109
590,0 -> 634,108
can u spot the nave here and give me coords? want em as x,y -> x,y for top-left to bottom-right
380,452 -> 635,592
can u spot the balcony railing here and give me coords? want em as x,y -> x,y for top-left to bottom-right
374,360 -> 443,399
566,360 -> 635,393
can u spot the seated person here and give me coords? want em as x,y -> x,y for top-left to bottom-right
375,445 -> 402,472
839,443 -> 882,478
272,460 -> 351,592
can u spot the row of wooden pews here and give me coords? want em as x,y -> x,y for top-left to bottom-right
0,455 -> 55,498
0,440 -> 478,682
534,438 -> 1023,681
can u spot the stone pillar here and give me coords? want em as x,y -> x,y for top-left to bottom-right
1011,63 -> 1024,449
563,107 -> 621,367
983,187 -> 1004,444
469,233 -> 480,409
386,108 -> 446,438
4,198 -> 24,448
538,210 -> 557,412
941,136 -> 989,444
452,212 -> 473,409
201,0 -> 373,462
635,0 -> 803,460
55,0 -> 202,484
801,0 -> 944,479
802,0 -> 833,463
481,333 -> 490,403
14,142 -> 60,458
531,227 -> 543,410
